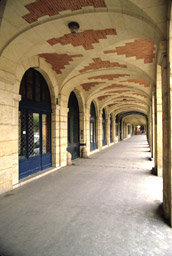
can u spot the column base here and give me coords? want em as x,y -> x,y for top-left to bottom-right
151,167 -> 157,175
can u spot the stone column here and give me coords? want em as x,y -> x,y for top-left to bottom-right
122,121 -> 124,139
121,121 -> 124,139
126,123 -> 128,138
59,105 -> 69,166
112,116 -> 116,143
0,70 -> 19,193
58,94 -> 69,166
84,107 -> 90,154
155,65 -> 163,176
152,93 -> 155,162
97,109 -> 102,150
160,42 -> 172,225
51,104 -> 60,167
148,106 -> 153,157
124,121 -> 126,139
106,114 -> 110,145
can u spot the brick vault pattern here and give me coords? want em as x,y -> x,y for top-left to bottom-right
79,58 -> 127,73
39,53 -> 83,74
23,0 -> 106,23
101,84 -> 132,90
108,103 -> 117,107
132,93 -> 147,98
80,82 -> 104,91
47,29 -> 117,50
108,90 -> 130,94
104,39 -> 155,64
122,79 -> 150,87
98,95 -> 110,101
89,74 -> 130,80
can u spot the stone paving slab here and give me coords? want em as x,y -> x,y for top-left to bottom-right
0,135 -> 172,256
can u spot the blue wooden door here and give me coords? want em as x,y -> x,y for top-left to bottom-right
102,108 -> 107,146
90,102 -> 97,151
19,111 -> 51,179
67,92 -> 80,160
110,114 -> 113,143
19,68 -> 52,179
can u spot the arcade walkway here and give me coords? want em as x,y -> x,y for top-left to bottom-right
0,135 -> 172,256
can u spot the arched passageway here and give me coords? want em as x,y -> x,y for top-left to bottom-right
0,0 -> 172,228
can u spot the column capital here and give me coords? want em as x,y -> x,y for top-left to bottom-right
152,87 -> 156,95
58,93 -> 68,107
157,41 -> 167,65
99,109 -> 102,116
13,94 -> 21,102
53,104 -> 69,113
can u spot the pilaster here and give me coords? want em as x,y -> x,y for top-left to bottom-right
0,70 -> 19,193
97,110 -> 102,150
112,116 -> 116,143
106,114 -> 110,145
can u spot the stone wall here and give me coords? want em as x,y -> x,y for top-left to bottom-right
0,70 -> 20,193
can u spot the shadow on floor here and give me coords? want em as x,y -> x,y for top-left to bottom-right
154,203 -> 170,226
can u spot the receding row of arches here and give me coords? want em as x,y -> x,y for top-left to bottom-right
18,68 -> 146,179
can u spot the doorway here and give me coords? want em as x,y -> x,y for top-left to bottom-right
90,102 -> 97,151
19,68 -> 52,179
68,92 -> 80,159
110,114 -> 113,143
102,108 -> 107,146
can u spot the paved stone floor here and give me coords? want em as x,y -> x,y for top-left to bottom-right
0,135 -> 172,256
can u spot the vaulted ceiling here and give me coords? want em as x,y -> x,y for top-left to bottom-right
0,0 -> 167,124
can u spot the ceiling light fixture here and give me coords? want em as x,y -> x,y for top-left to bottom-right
68,21 -> 80,34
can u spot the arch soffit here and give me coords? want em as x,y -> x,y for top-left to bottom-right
123,115 -> 147,125
15,56 -> 58,105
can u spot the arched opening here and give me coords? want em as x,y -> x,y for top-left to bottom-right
90,102 -> 97,151
116,120 -> 119,139
110,114 -> 113,143
19,68 -> 52,179
68,92 -> 80,159
116,111 -> 148,141
140,125 -> 145,134
132,125 -> 135,136
102,108 -> 107,146
128,124 -> 130,135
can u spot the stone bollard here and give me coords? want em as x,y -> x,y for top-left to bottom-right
67,151 -> 72,165
82,146 -> 88,158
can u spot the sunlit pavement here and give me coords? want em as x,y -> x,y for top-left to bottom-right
0,135 -> 172,256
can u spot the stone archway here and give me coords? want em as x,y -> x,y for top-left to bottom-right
19,68 -> 52,179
